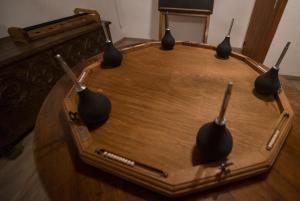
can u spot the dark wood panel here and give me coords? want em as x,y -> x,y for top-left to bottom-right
0,51 -> 61,147
242,0 -> 288,63
53,29 -> 106,67
0,22 -> 111,149
159,0 -> 214,13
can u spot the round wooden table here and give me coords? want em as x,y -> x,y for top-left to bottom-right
34,48 -> 300,201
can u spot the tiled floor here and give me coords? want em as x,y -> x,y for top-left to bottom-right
0,132 -> 50,201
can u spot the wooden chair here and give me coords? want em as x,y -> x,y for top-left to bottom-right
158,9 -> 211,43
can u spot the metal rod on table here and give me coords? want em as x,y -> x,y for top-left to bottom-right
274,42 -> 291,69
227,18 -> 235,36
95,148 -> 168,178
215,81 -> 234,125
266,112 -> 289,150
101,21 -> 111,42
165,12 -> 169,30
55,54 -> 85,92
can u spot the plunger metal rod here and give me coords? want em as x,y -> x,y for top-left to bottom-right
101,21 -> 111,43
215,81 -> 234,125
274,42 -> 291,69
55,54 -> 86,92
165,12 -> 169,30
227,18 -> 235,36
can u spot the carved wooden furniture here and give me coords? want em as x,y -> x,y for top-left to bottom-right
62,42 -> 293,197
0,11 -> 111,150
8,8 -> 101,45
158,1 -> 214,43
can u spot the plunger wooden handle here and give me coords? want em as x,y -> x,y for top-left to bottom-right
274,42 -> 291,68
215,81 -> 234,125
165,12 -> 169,30
55,54 -> 85,92
227,18 -> 234,36
101,21 -> 111,43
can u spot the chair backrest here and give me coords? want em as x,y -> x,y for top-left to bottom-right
158,10 -> 211,43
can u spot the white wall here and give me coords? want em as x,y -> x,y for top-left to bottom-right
264,0 -> 300,76
115,0 -> 255,47
114,0 -> 156,39
115,0 -> 207,43
208,0 -> 255,47
0,0 -> 255,47
0,0 -> 124,41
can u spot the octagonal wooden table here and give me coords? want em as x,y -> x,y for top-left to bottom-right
34,42 -> 300,201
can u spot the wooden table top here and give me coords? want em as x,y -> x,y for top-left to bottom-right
34,46 -> 300,201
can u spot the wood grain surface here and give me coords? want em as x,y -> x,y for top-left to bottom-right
34,42 -> 300,201
62,42 -> 293,196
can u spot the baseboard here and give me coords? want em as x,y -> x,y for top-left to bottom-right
282,75 -> 300,80
232,47 -> 242,53
114,37 -> 154,48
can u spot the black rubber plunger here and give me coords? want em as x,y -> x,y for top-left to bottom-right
55,54 -> 111,125
196,82 -> 234,163
161,12 -> 175,50
255,42 -> 291,95
101,22 -> 123,67
216,19 -> 234,59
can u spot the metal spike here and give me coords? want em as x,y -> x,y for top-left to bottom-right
101,21 -> 111,43
274,42 -> 291,69
55,54 -> 85,92
165,11 -> 169,30
215,81 -> 234,125
227,18 -> 235,36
